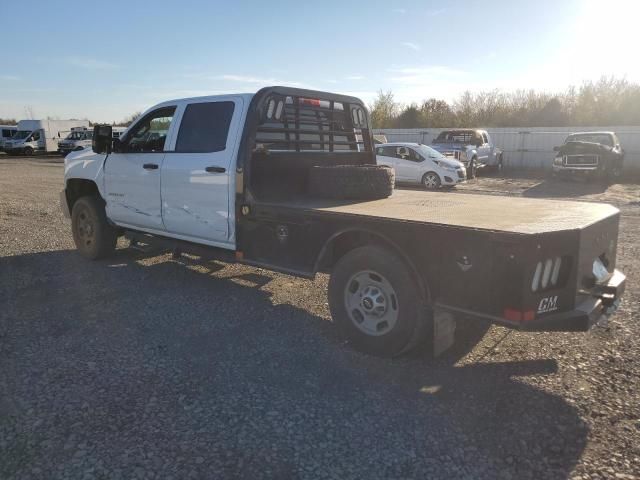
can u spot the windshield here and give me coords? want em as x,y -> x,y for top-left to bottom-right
566,133 -> 613,146
66,131 -> 86,140
12,130 -> 32,140
417,144 -> 446,159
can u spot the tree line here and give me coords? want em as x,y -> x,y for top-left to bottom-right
369,77 -> 640,129
4,77 -> 639,129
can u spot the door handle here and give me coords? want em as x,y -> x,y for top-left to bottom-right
205,166 -> 226,173
143,163 -> 159,170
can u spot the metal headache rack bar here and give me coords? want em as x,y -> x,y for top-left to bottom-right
255,95 -> 364,152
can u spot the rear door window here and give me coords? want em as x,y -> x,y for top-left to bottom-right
377,146 -> 395,156
175,101 -> 235,153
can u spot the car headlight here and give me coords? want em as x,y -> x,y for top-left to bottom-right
553,156 -> 564,165
434,160 -> 457,171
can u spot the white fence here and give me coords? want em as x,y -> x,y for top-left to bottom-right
373,126 -> 640,173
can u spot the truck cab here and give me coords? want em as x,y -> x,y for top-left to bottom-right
4,128 -> 43,155
60,87 -> 625,358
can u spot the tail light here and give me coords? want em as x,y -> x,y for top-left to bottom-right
532,257 -> 563,292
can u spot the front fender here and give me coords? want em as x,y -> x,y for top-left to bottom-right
64,149 -> 108,198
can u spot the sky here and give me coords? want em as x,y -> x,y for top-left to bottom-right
1,0 -> 638,122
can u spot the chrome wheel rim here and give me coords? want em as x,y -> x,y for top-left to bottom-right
344,270 -> 399,336
76,207 -> 95,249
423,174 -> 439,189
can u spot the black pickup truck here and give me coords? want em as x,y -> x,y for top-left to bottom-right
62,86 -> 626,357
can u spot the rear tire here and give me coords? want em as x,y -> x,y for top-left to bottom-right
71,196 -> 118,260
328,245 -> 430,357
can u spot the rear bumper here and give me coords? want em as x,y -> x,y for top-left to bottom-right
521,269 -> 626,332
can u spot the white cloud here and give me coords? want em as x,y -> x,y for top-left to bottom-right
345,75 -> 364,81
426,8 -> 445,16
0,74 -> 19,81
218,74 -> 281,84
66,57 -> 119,70
392,8 -> 406,14
388,65 -> 467,85
401,42 -> 421,52
182,73 -> 309,88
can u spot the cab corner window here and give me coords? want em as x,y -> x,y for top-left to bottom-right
175,101 -> 235,153
123,106 -> 176,153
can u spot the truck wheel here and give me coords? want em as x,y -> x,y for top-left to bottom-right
328,245 -> 430,357
422,171 -> 441,190
71,196 -> 118,260
468,157 -> 477,179
309,165 -> 394,200
608,164 -> 623,184
23,146 -> 34,156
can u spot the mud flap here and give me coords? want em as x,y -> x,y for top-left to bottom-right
433,310 -> 456,357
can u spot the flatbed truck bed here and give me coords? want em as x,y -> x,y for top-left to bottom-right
257,189 -> 620,235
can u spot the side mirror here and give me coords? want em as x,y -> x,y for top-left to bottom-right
92,124 -> 113,154
553,146 -> 560,152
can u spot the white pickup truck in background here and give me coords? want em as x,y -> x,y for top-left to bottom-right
431,128 -> 504,177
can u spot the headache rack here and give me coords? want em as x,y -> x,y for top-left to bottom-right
255,95 -> 370,153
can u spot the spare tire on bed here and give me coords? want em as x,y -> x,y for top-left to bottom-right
308,165 -> 395,200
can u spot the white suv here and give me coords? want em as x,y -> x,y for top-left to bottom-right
376,143 -> 466,189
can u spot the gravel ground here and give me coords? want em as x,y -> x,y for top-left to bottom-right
0,157 -> 639,480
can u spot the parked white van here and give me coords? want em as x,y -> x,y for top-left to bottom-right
58,127 -> 93,156
0,125 -> 17,151
376,142 -> 466,189
4,119 -> 90,155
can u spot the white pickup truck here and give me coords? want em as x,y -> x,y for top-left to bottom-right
61,87 -> 625,358
431,129 -> 504,177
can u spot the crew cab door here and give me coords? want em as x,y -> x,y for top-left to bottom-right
160,97 -> 243,244
104,106 -> 177,230
477,131 -> 491,165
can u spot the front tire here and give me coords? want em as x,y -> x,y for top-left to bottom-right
422,171 -> 441,190
328,245 -> 430,357
71,196 -> 118,260
23,146 -> 34,156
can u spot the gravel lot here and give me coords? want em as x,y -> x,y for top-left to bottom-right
1,156 -> 639,479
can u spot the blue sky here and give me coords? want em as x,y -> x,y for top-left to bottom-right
1,0 -> 637,122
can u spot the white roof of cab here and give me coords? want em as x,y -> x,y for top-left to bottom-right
154,93 -> 255,108
378,142 -> 421,147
